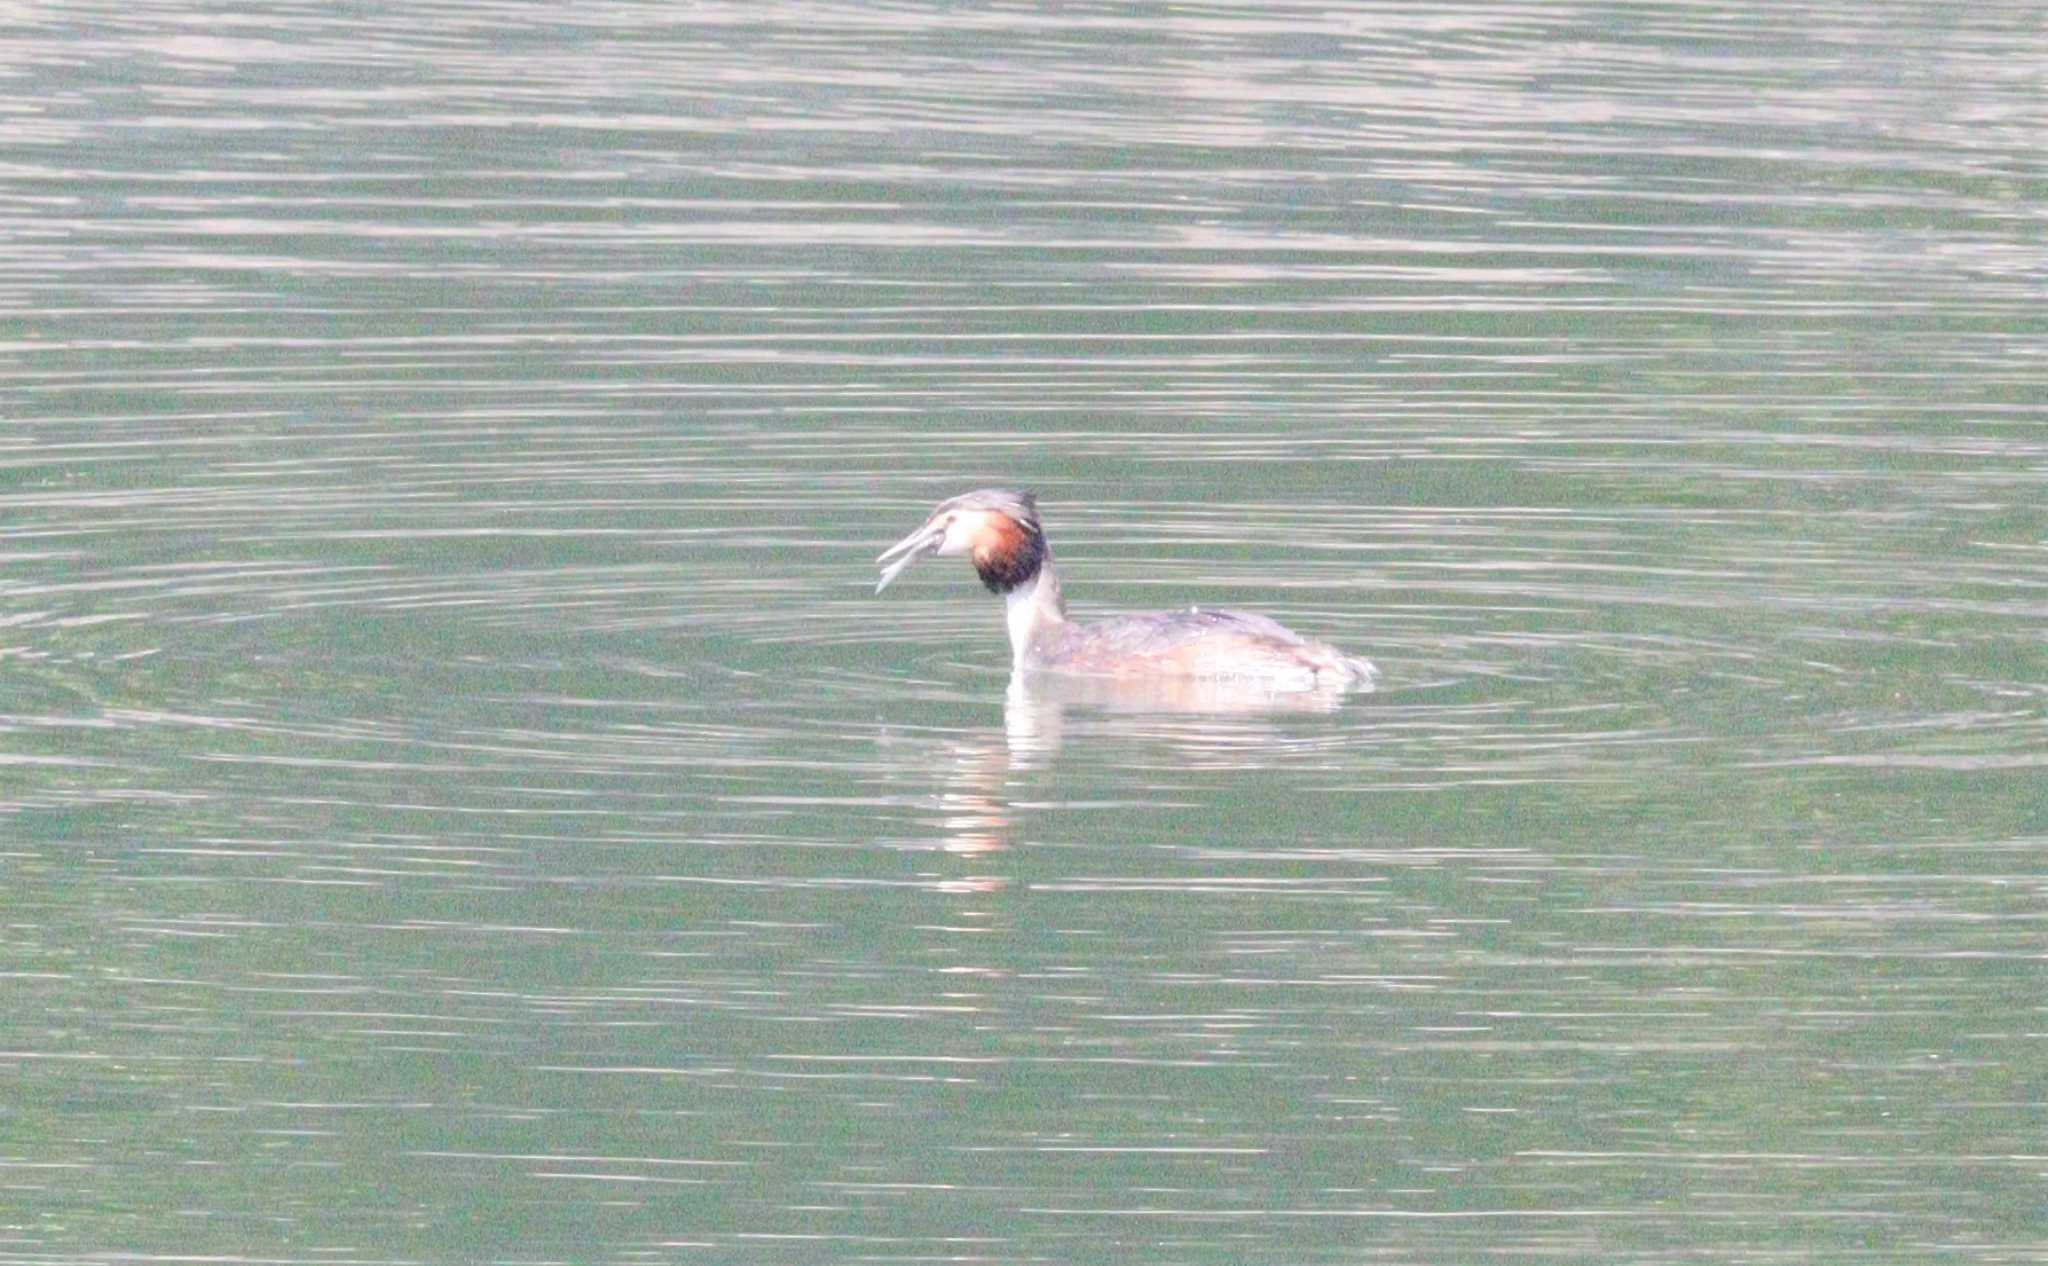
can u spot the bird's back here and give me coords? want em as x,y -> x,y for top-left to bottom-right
1033,607 -> 1375,690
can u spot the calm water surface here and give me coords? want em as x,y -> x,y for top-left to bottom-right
3,2 -> 2045,1262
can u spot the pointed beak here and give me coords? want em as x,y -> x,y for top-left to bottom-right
875,516 -> 947,593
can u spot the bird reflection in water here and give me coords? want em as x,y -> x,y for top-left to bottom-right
925,670 -> 1357,860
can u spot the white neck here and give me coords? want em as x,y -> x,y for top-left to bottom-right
1003,557 -> 1068,673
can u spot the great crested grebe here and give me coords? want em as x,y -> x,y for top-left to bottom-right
876,489 -> 1375,691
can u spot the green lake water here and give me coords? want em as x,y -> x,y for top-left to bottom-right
2,2 -> 2044,1262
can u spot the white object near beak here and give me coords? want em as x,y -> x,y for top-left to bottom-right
874,516 -> 950,593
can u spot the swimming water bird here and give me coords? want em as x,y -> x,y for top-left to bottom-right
876,489 -> 1375,691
